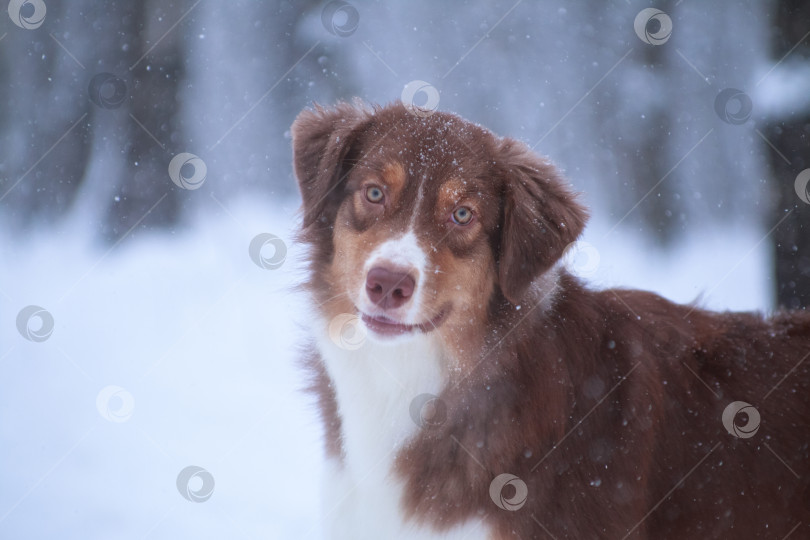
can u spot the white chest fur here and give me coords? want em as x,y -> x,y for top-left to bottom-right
314,324 -> 490,539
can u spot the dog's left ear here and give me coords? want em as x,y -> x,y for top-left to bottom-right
497,140 -> 589,304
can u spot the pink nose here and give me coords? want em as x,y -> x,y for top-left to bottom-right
365,267 -> 416,309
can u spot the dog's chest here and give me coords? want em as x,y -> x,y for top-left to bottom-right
315,331 -> 490,539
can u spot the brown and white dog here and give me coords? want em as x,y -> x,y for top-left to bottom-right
291,101 -> 810,539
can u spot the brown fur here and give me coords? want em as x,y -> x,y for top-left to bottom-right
292,101 -> 810,539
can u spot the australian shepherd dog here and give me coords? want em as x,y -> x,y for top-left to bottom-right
291,101 -> 810,539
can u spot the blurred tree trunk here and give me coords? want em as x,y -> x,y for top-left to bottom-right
632,15 -> 680,246
765,0 -> 810,310
0,2 -> 93,227
103,0 -> 187,240
602,0 -> 682,245
627,94 -> 678,244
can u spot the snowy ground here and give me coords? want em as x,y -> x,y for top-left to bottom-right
0,195 -> 772,539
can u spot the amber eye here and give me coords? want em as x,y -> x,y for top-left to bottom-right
365,186 -> 384,203
451,206 -> 473,225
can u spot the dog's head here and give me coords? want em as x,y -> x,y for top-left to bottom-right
292,101 -> 587,345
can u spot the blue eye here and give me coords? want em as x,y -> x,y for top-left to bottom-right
452,206 -> 473,225
365,186 -> 384,203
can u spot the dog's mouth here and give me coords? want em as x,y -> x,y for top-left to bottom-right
359,307 -> 449,338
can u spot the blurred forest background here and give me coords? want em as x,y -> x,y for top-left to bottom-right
0,0 -> 808,307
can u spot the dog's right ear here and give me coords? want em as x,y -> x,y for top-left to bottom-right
291,103 -> 371,228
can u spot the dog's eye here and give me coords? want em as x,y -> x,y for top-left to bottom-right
365,186 -> 384,203
452,206 -> 473,225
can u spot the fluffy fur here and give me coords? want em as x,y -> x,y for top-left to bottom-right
292,101 -> 810,539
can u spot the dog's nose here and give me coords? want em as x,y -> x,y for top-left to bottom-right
365,266 -> 415,309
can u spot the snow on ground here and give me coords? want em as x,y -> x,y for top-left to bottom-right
0,195 -> 771,539
0,195 -> 323,539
